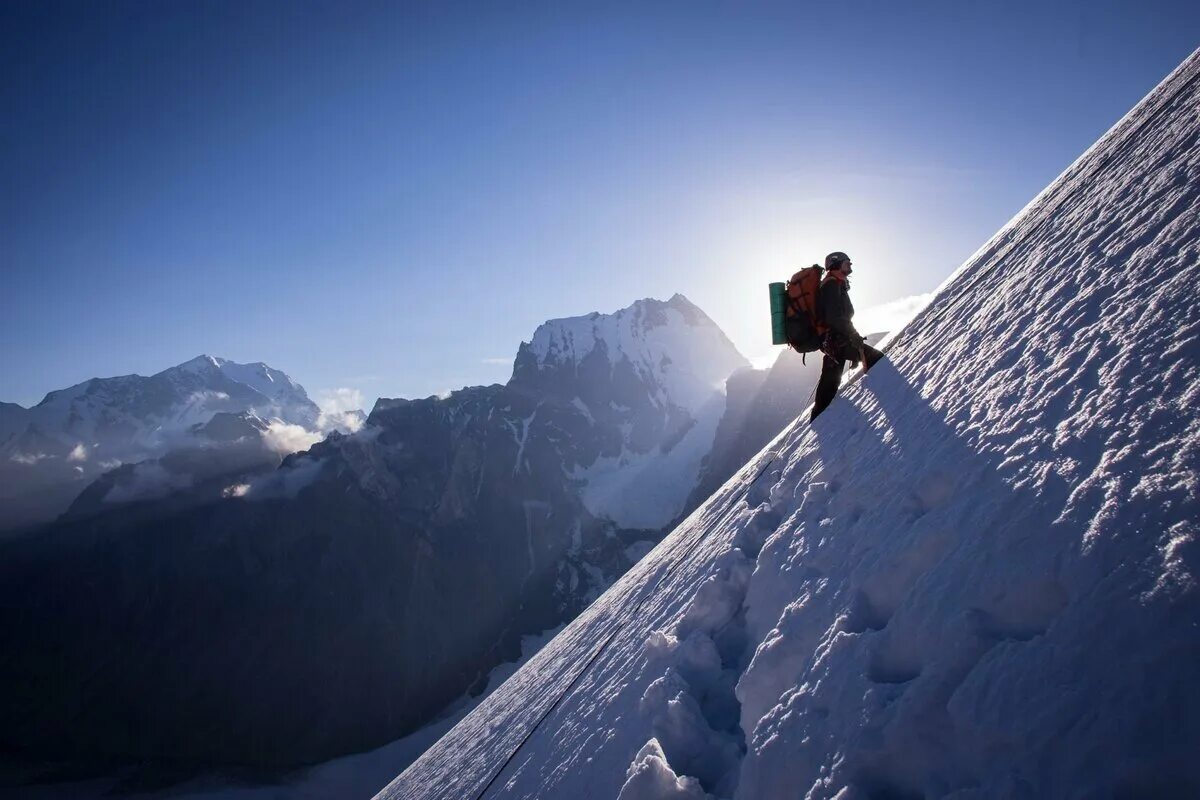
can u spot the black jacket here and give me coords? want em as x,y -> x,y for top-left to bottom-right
820,276 -> 862,345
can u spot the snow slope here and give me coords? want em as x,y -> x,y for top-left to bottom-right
377,47 -> 1200,799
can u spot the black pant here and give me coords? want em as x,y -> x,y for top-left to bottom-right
811,342 -> 884,420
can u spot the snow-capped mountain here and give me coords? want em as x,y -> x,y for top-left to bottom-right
0,294 -> 749,769
0,355 -> 328,530
512,294 -> 749,529
13,354 -> 318,442
376,47 -> 1200,799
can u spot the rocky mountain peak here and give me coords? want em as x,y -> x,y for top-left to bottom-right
509,294 -> 747,416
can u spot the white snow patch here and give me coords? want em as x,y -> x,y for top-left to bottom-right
617,738 -> 712,800
575,394 -> 726,530
854,292 -> 934,337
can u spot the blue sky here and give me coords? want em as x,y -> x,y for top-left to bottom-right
2,1 -> 1197,410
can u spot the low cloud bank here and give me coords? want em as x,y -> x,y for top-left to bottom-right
104,462 -> 193,504
317,387 -> 366,433
262,421 -> 324,455
236,456 -> 325,501
9,452 -> 52,465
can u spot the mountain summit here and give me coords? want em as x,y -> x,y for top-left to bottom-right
378,47 -> 1200,800
513,294 -> 742,411
508,294 -> 748,529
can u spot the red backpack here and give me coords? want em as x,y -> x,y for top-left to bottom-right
784,265 -> 828,353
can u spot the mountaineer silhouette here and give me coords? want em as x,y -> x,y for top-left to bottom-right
812,251 -> 884,419
768,251 -> 885,420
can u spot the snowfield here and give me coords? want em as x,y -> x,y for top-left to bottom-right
377,47 -> 1200,799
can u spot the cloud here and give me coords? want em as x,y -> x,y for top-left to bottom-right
855,293 -> 934,337
67,443 -> 89,462
104,462 -> 193,504
316,387 -> 365,433
747,352 -> 780,370
241,456 -> 324,500
261,421 -> 323,455
186,390 -> 230,404
9,452 -> 52,465
481,357 -> 511,365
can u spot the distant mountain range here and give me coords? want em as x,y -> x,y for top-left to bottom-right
0,294 -> 848,771
0,355 -> 363,531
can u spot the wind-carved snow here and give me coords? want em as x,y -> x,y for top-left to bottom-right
377,47 -> 1200,800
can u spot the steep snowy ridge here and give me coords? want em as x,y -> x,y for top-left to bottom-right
378,47 -> 1200,799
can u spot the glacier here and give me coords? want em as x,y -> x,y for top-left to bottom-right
377,46 -> 1200,799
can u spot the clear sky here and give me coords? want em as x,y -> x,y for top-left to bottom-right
2,1 -> 1197,411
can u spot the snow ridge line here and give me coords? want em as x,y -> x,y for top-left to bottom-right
470,454 -> 786,800
915,47 -> 1200,333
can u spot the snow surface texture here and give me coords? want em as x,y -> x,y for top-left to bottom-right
378,48 -> 1200,799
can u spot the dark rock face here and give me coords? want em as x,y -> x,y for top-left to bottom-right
0,296 -> 747,767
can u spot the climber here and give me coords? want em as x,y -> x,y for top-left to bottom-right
811,251 -> 884,421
